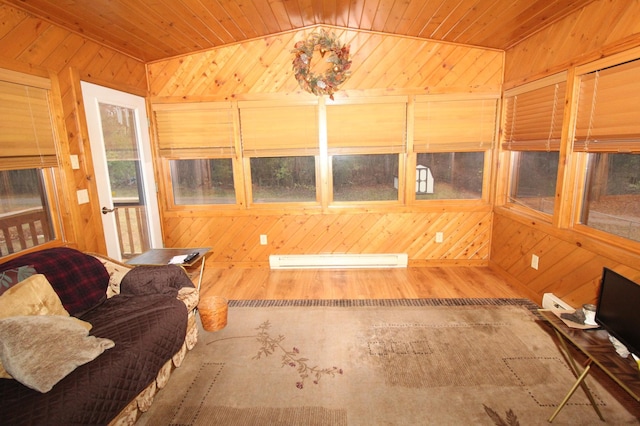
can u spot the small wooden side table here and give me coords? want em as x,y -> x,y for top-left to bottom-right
127,247 -> 211,290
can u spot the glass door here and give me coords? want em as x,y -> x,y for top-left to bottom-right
82,82 -> 162,260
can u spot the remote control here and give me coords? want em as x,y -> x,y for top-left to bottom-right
183,252 -> 199,263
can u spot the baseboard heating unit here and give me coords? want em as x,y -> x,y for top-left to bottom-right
541,293 -> 573,310
269,253 -> 409,270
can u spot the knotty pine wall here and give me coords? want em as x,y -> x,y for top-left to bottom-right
492,0 -> 640,307
0,4 -> 147,255
148,28 -> 503,268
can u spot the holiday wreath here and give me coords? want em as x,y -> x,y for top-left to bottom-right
292,29 -> 351,100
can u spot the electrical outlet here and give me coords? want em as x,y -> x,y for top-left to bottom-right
260,234 -> 268,245
435,232 -> 444,243
531,254 -> 539,270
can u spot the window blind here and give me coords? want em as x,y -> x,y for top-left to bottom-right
154,102 -> 235,157
574,58 -> 640,153
414,98 -> 497,152
240,103 -> 319,157
327,102 -> 406,155
240,103 -> 320,157
503,79 -> 566,151
0,76 -> 57,170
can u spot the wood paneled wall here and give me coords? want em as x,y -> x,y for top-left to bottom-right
0,4 -> 147,254
491,211 -> 640,308
504,0 -> 640,87
493,0 -> 640,306
164,210 -> 493,267
149,28 -> 503,267
148,27 -> 503,99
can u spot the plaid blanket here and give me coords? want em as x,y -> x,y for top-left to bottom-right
0,248 -> 109,316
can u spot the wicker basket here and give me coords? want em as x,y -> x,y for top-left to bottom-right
199,296 -> 228,331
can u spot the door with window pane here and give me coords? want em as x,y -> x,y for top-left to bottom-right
82,82 -> 162,261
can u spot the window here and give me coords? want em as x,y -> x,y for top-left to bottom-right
332,154 -> 399,202
327,100 -> 406,203
170,159 -> 235,205
503,75 -> 566,215
154,102 -> 237,206
250,157 -> 316,203
581,153 -> 640,242
508,151 -> 559,214
574,59 -> 640,242
0,169 -> 55,256
415,152 -> 484,200
0,70 -> 59,256
414,97 -> 496,201
240,102 -> 319,204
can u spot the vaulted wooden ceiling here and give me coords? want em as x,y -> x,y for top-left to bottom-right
2,0 -> 595,63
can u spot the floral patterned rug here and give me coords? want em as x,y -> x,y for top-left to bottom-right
138,299 -> 638,425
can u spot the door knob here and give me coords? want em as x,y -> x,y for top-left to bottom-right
101,206 -> 115,214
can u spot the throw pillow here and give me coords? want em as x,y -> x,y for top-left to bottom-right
0,274 -> 92,379
0,315 -> 115,393
0,273 -> 70,318
0,265 -> 36,296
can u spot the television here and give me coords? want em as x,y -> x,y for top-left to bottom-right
595,267 -> 640,356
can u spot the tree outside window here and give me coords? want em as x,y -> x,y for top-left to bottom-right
332,154 -> 399,202
170,159 -> 235,205
508,151 -> 558,215
250,156 -> 316,203
581,153 -> 640,242
415,152 -> 484,200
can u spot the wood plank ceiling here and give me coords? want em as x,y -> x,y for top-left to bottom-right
1,0 -> 595,62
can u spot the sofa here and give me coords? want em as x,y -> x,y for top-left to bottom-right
0,247 -> 199,425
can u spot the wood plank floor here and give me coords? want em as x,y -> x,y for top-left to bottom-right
197,265 -> 640,419
199,266 -> 531,301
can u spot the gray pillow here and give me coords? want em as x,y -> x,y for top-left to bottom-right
0,315 -> 115,392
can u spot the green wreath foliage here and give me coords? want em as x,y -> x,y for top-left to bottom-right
292,30 -> 351,100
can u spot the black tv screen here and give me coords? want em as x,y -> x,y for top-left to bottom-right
595,268 -> 640,356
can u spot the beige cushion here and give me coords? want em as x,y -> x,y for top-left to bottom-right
0,274 -> 92,378
0,315 -> 114,393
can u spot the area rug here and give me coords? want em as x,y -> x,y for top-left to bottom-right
137,299 -> 638,425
